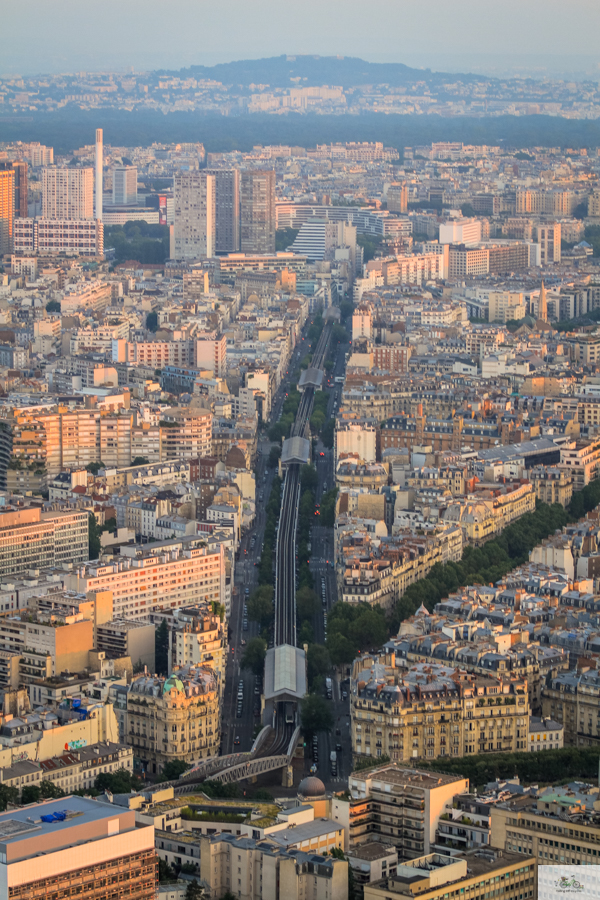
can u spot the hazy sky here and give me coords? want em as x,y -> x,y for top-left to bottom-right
4,0 -> 600,78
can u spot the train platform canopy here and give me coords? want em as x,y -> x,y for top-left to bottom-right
298,367 -> 324,391
264,644 -> 307,701
281,436 -> 311,466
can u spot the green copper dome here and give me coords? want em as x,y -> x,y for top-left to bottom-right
163,675 -> 184,695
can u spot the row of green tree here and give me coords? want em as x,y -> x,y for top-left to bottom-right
88,512 -> 117,559
320,487 -> 338,528
267,389 -> 301,443
297,464 -> 318,595
389,479 -> 600,630
0,766 -> 146,811
325,601 -> 389,666
320,478 -> 600,667
387,499 -> 572,634
418,745 -> 600,788
257,475 -> 282,586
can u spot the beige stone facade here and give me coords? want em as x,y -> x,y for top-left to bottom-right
351,661 -> 530,765
126,666 -> 220,775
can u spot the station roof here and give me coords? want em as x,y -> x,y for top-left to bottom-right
281,436 -> 311,466
264,644 -> 306,701
298,367 -> 324,390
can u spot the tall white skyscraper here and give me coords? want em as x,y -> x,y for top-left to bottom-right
95,128 -> 103,221
113,165 -> 137,205
42,167 -> 94,219
173,171 -> 215,259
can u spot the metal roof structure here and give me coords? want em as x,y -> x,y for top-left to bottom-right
264,644 -> 307,701
281,436 -> 311,466
476,438 -> 559,463
298,367 -> 324,391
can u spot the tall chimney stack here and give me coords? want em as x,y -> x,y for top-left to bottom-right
95,128 -> 103,221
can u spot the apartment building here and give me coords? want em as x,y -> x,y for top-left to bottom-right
352,308 -> 373,341
528,715 -> 563,751
199,833 -> 348,900
206,168 -> 240,252
439,218 -> 482,246
42,166 -> 94,219
340,525 -> 463,612
565,333 -> 600,366
0,694 -> 119,770
537,222 -> 561,265
448,246 -> 489,278
6,406 -> 167,478
542,668 -> 600,747
529,466 -> 573,507
487,291 -> 526,324
65,537 -> 225,621
95,619 -> 156,671
0,606 -> 94,685
487,242 -> 531,274
516,188 -> 578,215
336,422 -> 377,463
218,251 -> 307,277
348,763 -> 467,859
364,850 -> 536,900
240,169 -> 276,254
559,440 -> 600,489
365,251 -> 446,286
169,607 -> 227,693
407,465 -> 466,497
0,796 -> 156,900
387,182 -> 407,214
13,217 -> 104,256
112,339 -> 194,368
61,280 -> 111,313
0,163 -> 14,255
0,506 -> 89,580
173,171 -> 215,259
0,741 -> 133,795
195,333 -> 227,377
380,412 -> 514,455
27,142 -> 54,166
159,407 -> 213,460
443,483 -> 536,546
351,662 -> 530,765
589,190 -> 600,218
371,344 -> 412,374
127,666 -> 220,773
490,788 -> 600,866
112,165 -> 137,205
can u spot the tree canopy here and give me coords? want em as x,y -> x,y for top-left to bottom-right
247,586 -> 274,631
301,693 -> 334,737
241,636 -> 267,677
326,602 -> 388,664
155,619 -> 169,676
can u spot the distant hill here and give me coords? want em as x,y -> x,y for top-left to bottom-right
157,54 -> 489,88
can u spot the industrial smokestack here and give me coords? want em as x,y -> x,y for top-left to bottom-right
95,128 -> 103,221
